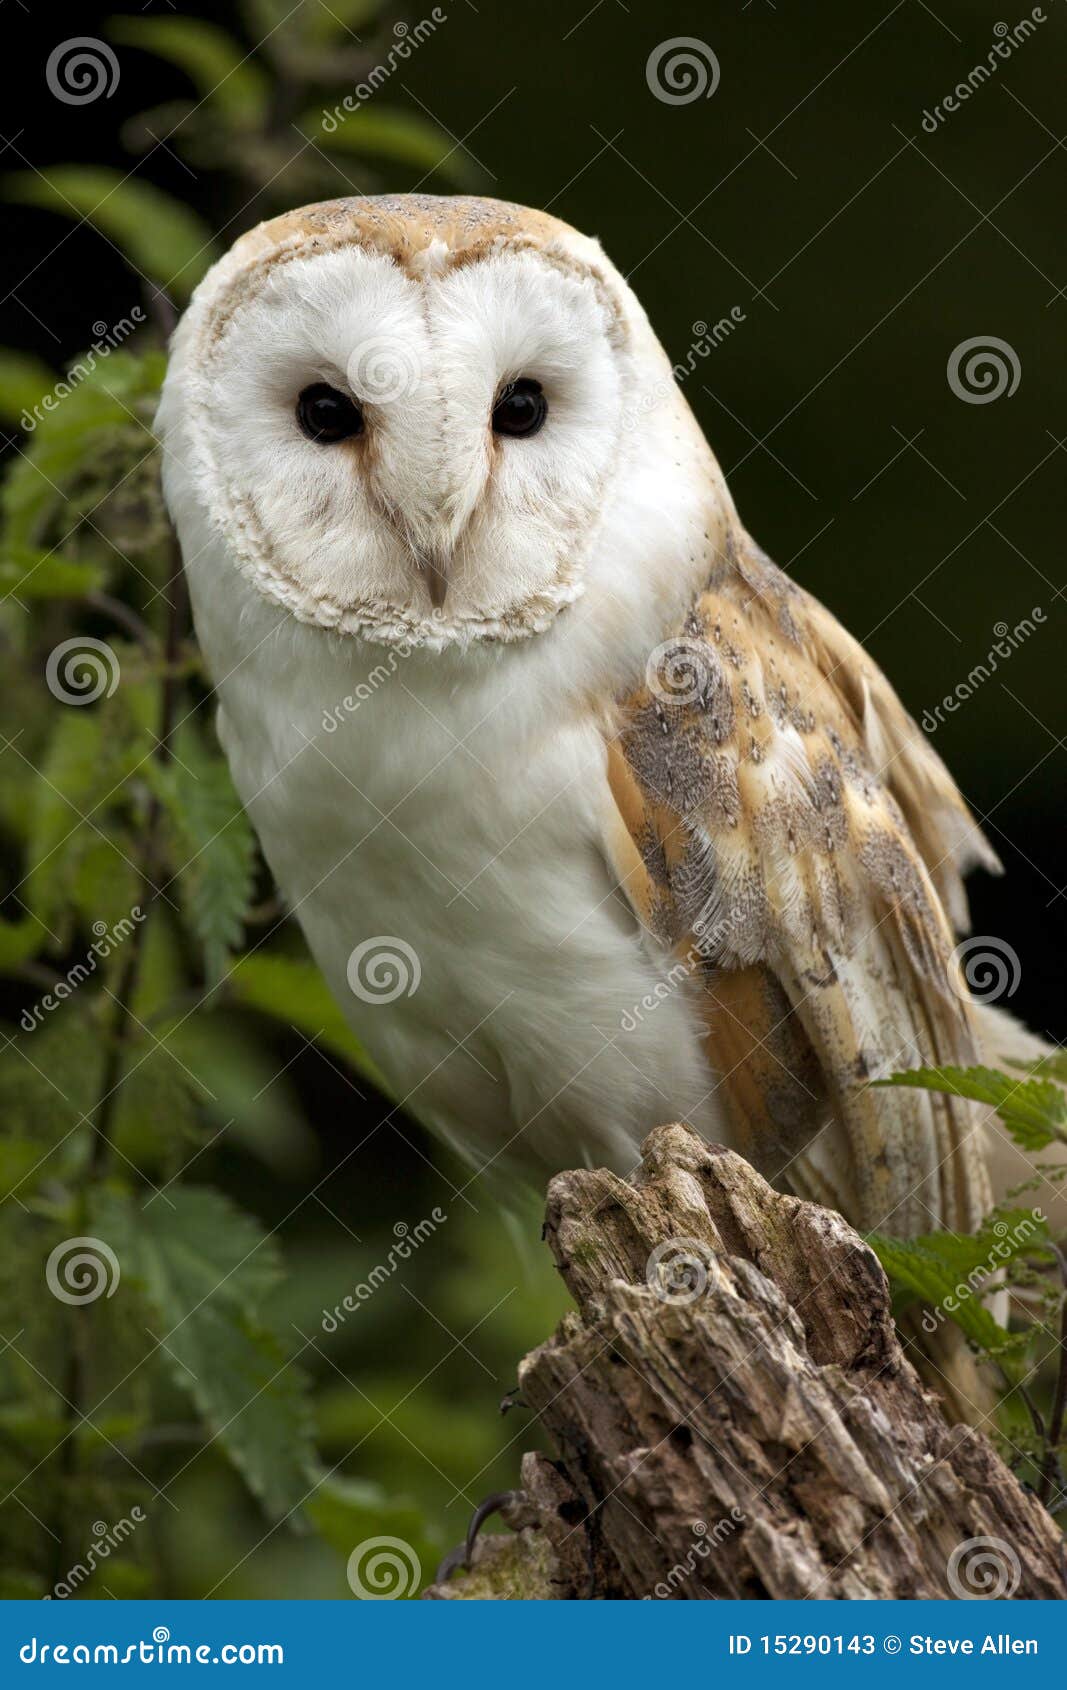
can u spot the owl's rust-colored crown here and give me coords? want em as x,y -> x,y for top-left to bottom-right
225,194 -> 584,278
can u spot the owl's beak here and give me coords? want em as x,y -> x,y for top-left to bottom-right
413,545 -> 449,612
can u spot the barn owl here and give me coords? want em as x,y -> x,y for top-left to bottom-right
158,194 -> 1044,1244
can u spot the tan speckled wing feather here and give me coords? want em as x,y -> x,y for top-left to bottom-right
608,531 -> 1000,1237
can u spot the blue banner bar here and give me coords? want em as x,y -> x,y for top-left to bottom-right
2,1599 -> 1064,1684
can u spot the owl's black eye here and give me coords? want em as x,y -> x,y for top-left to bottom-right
492,378 -> 547,438
296,383 -> 364,443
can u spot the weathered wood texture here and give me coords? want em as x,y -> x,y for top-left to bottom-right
426,1124 -> 1065,1600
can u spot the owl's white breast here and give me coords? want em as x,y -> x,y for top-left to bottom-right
181,517 -> 727,1188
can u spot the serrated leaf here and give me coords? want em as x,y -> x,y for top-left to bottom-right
228,952 -> 389,1094
108,17 -> 269,121
0,349 -> 163,557
875,1065 -> 1067,1151
25,697 -> 149,935
0,350 -> 55,426
96,1184 -> 318,1520
867,1231 -> 1021,1357
152,737 -> 256,983
4,170 -> 216,300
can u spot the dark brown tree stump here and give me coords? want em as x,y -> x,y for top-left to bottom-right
425,1123 -> 1065,1600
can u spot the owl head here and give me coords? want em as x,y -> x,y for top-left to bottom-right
158,195 -> 727,657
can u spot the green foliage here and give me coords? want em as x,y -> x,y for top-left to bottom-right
868,1209 -> 1050,1360
4,170 -> 218,302
875,1064 -> 1067,1151
107,16 -> 271,121
0,7 -> 547,1602
98,1185 -> 318,1519
151,734 -> 258,984
870,1063 -> 1067,1491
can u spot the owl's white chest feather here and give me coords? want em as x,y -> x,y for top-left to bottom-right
202,587 -> 725,1186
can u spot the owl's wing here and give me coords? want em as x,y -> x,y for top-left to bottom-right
604,531 -> 1000,1236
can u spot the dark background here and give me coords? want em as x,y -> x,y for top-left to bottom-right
2,0 -> 1064,1593
7,0 -> 1064,1036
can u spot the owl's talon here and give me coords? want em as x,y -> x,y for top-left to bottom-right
434,1490 -> 525,1584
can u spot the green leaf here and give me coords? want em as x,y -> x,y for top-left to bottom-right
163,1014 -> 316,1178
303,107 -> 478,187
108,17 -> 269,121
0,350 -> 55,426
875,1065 -> 1067,1151
4,169 -> 216,300
228,952 -> 389,1095
297,0 -> 383,42
867,1230 -> 1022,1358
0,348 -> 164,558
1008,1051 -> 1067,1086
0,1138 -> 52,1199
0,550 -> 108,601
151,736 -> 257,983
97,1184 -> 318,1520
0,914 -> 47,970
304,1472 -> 436,1596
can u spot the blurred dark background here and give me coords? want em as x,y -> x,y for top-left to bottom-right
2,0 -> 1064,1595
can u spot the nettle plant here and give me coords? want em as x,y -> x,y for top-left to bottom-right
869,1058 -> 1067,1505
0,0 -> 474,1599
